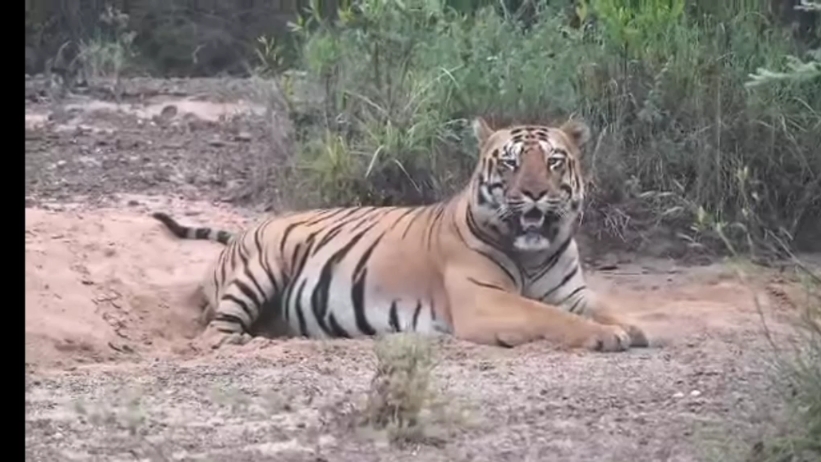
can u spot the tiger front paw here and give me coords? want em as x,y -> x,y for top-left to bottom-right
623,323 -> 649,348
193,325 -> 252,352
582,325 -> 632,352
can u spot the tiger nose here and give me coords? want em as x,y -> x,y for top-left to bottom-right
522,190 -> 548,201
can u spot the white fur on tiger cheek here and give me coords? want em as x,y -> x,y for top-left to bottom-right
491,189 -> 505,206
487,172 -> 505,205
479,184 -> 496,207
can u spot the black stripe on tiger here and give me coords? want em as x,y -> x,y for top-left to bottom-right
286,232 -> 319,335
328,313 -> 351,338
540,264 -> 580,301
526,235 -> 573,281
288,220 -> 379,338
152,212 -> 233,245
389,301 -> 401,332
311,208 -> 371,255
309,227 -> 373,336
560,285 -> 587,313
391,207 -> 420,230
451,210 -> 519,288
213,313 -> 249,333
253,222 -> 282,304
412,301 -> 423,330
294,280 -> 309,337
465,204 -> 504,249
426,204 -> 447,250
467,277 -> 507,292
349,229 -> 385,336
401,208 -> 428,239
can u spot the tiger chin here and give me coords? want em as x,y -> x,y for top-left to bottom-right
153,116 -> 649,352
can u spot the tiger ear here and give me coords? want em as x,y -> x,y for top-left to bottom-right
472,117 -> 494,146
559,119 -> 591,149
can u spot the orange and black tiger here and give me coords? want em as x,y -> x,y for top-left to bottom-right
153,117 -> 649,351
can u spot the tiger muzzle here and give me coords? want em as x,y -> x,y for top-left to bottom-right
516,208 -> 561,235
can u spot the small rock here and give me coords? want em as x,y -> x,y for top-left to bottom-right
690,390 -> 702,397
160,104 -> 178,119
235,131 -> 252,142
77,156 -> 101,168
673,392 -> 684,399
108,341 -> 134,353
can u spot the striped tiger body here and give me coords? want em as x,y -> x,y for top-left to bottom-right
154,117 -> 649,351
154,205 -> 453,340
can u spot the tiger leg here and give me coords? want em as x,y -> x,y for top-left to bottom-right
445,272 -> 631,351
582,297 -> 649,347
198,258 -> 282,350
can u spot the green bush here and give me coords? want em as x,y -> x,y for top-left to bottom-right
282,0 -> 821,253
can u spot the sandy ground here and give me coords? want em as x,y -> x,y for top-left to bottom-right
24,76 -> 815,462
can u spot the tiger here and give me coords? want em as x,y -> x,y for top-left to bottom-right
153,117 -> 649,352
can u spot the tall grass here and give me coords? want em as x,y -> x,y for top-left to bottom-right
737,248 -> 821,462
739,5 -> 821,459
277,0 -> 820,254
70,5 -> 140,104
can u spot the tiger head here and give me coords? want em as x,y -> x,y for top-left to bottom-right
470,117 -> 591,252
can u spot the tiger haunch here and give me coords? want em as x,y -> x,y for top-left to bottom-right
154,117 -> 649,351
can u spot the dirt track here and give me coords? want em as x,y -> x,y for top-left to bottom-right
24,77 -> 811,462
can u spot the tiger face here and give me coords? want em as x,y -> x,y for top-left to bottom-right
472,117 -> 591,252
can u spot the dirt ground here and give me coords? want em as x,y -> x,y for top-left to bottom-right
24,77 -> 816,462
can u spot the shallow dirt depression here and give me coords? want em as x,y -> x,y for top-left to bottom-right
24,77 -> 812,462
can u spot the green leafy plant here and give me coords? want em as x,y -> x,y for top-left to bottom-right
281,0 -> 820,259
736,4 -> 821,457
254,35 -> 287,77
77,6 -> 138,80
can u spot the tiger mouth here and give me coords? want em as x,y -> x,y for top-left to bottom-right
518,209 -> 560,233
520,209 -> 544,231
